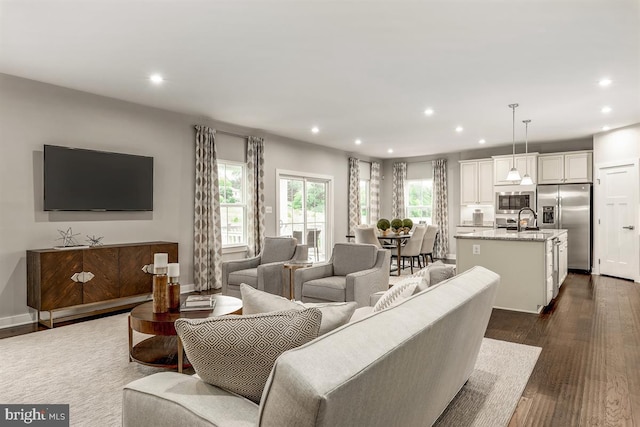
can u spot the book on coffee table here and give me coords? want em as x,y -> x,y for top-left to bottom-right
184,295 -> 214,306
180,298 -> 216,312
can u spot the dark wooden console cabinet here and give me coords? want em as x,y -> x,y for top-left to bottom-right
27,241 -> 178,327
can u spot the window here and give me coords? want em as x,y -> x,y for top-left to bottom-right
218,161 -> 246,247
359,179 -> 370,225
405,179 -> 433,224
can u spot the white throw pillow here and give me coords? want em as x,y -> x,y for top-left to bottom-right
373,276 -> 421,312
413,261 -> 456,294
240,283 -> 357,335
175,309 -> 321,403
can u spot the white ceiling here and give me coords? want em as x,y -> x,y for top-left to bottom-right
1,0 -> 639,158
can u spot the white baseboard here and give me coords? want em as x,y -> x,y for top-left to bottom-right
0,312 -> 37,329
180,283 -> 196,293
0,284 -> 197,330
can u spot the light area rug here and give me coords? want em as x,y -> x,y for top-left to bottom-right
0,313 -> 540,427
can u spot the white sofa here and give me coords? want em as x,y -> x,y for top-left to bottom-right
122,266 -> 499,427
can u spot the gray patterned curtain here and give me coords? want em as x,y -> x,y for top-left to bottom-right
247,136 -> 265,257
392,162 -> 407,219
193,125 -> 223,290
432,158 -> 449,259
370,161 -> 381,224
348,157 -> 361,235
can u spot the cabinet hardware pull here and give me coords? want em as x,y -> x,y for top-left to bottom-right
622,225 -> 635,230
71,271 -> 95,283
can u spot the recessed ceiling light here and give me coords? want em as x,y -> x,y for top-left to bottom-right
149,74 -> 164,84
455,126 -> 464,133
478,139 -> 486,144
387,149 -> 393,154
355,139 -> 362,145
598,78 -> 612,87
311,126 -> 320,134
601,106 -> 612,114
424,108 -> 434,116
602,125 -> 610,131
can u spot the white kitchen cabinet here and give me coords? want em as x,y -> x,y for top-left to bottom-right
493,154 -> 537,185
559,233 -> 568,286
537,151 -> 592,184
459,159 -> 493,205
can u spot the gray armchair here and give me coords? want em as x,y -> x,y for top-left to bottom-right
222,237 -> 308,298
294,243 -> 390,307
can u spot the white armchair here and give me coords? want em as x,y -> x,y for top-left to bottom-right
222,237 -> 308,298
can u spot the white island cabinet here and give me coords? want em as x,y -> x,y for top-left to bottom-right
456,229 -> 568,313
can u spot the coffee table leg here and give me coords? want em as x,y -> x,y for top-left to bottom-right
178,336 -> 184,373
128,315 -> 133,362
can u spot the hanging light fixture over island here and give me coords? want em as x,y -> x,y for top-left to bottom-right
520,119 -> 534,185
506,103 -> 522,182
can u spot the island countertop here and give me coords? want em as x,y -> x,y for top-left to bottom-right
455,228 -> 568,242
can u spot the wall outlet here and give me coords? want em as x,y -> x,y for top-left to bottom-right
265,206 -> 273,214
472,244 -> 480,255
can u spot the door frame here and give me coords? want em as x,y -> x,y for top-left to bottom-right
594,158 -> 640,282
275,169 -> 334,260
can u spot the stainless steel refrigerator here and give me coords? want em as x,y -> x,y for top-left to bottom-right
537,184 -> 592,271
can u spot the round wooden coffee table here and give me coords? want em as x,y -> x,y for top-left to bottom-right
128,294 -> 242,372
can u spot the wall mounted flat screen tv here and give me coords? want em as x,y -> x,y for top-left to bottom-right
44,145 -> 154,211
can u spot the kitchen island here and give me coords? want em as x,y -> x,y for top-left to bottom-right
456,228 -> 568,313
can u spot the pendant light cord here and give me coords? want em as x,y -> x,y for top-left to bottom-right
508,104 -> 519,162
523,119 -> 531,175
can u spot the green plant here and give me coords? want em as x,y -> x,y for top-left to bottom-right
391,218 -> 403,230
376,218 -> 390,231
402,218 -> 413,229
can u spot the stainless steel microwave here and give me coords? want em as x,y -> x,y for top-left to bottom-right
495,191 -> 535,214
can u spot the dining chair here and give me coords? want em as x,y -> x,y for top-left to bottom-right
395,225 -> 426,274
307,229 -> 321,261
354,226 -> 382,248
420,225 -> 439,265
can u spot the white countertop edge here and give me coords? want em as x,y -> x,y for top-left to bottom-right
455,229 -> 568,241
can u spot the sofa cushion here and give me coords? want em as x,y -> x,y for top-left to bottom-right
302,276 -> 347,302
241,283 -> 357,335
349,306 -> 374,322
175,308 -> 321,403
332,243 -> 377,276
373,276 -> 421,311
228,268 -> 258,286
260,237 -> 297,264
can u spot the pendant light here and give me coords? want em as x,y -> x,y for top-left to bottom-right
506,103 -> 522,181
520,119 -> 534,185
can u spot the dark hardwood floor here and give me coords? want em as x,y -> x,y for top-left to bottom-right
2,272 -> 638,425
487,272 -> 640,426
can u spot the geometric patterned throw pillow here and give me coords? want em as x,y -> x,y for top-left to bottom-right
372,276 -> 421,312
175,308 -> 321,403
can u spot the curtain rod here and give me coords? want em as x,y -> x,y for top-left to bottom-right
216,129 -> 248,139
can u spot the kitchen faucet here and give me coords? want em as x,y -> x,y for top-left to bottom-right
517,207 -> 538,232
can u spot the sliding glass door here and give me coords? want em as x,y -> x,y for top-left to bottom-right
277,171 -> 332,262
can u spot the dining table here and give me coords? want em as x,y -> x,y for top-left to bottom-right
345,232 -> 412,276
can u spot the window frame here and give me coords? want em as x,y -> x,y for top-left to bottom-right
404,178 -> 433,225
218,160 -> 247,248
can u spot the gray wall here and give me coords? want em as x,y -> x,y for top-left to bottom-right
0,73 -> 359,326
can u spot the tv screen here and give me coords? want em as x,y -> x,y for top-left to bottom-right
44,145 -> 154,211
